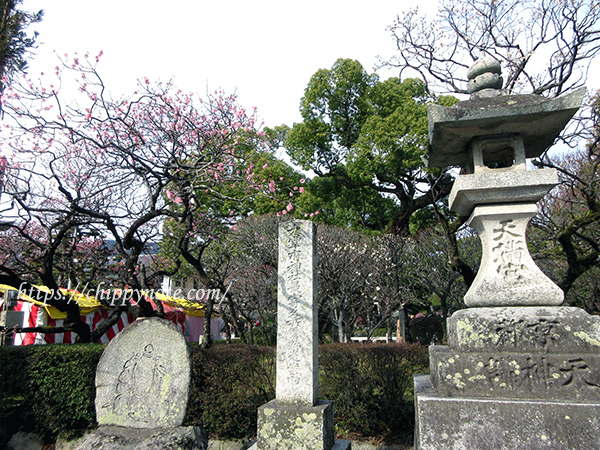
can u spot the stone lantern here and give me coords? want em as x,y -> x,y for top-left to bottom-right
413,57 -> 600,450
427,56 -> 586,307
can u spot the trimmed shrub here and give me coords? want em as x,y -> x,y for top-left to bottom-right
186,344 -> 275,440
0,344 -> 104,445
27,344 -> 104,440
0,345 -> 35,448
186,342 -> 429,444
319,343 -> 429,443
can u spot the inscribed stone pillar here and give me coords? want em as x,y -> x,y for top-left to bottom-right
276,220 -> 318,405
254,221 -> 350,450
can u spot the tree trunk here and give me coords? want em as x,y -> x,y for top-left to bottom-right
90,304 -> 128,342
336,312 -> 346,343
203,299 -> 214,348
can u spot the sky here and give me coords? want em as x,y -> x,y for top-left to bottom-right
23,0 -> 437,129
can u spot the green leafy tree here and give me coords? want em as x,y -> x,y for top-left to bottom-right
286,58 -> 455,234
287,59 -> 377,174
297,168 -> 400,232
0,0 -> 42,92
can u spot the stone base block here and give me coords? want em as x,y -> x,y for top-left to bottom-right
69,425 -> 207,450
430,345 -> 600,401
447,307 -> 600,353
249,439 -> 350,450
257,400 -> 335,450
208,440 -> 255,450
7,431 -> 43,450
415,375 -> 600,450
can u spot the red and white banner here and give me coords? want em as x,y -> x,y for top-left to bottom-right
12,301 -> 186,345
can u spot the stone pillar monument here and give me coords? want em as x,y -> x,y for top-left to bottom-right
255,221 -> 350,450
414,57 -> 600,449
275,220 -> 319,406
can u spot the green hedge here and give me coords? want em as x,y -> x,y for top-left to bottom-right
0,342 -> 429,446
186,344 -> 276,439
320,343 -> 429,443
0,344 -> 105,446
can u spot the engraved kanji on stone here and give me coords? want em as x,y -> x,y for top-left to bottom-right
560,358 -> 600,389
492,220 -> 528,281
525,319 -> 560,349
495,318 -> 522,348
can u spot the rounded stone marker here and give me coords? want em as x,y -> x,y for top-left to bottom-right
467,72 -> 503,93
95,317 -> 191,429
467,56 -> 501,80
467,56 -> 503,94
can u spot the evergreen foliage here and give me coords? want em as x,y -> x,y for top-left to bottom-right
0,0 -> 42,92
